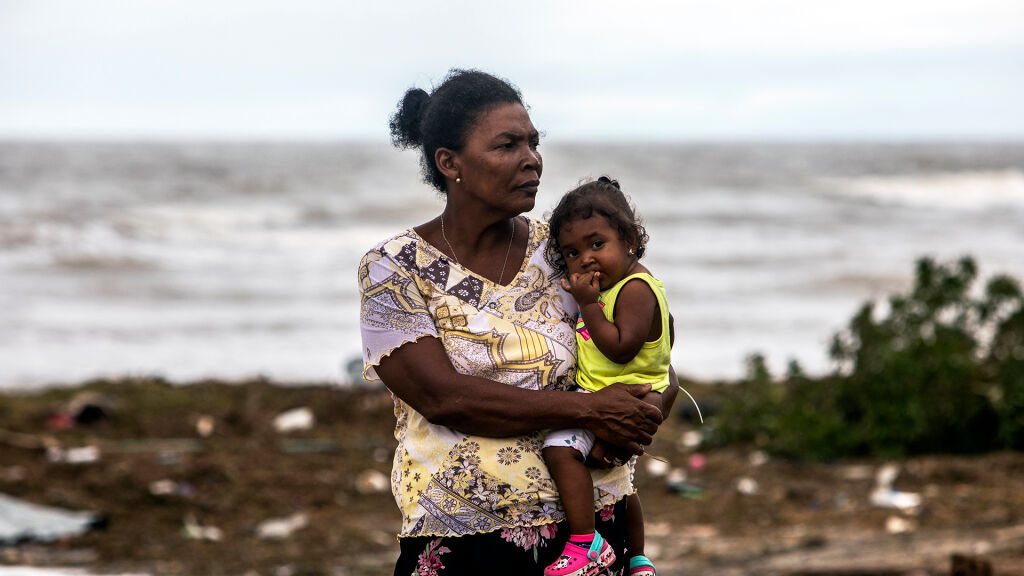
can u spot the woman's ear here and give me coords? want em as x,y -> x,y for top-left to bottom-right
435,148 -> 460,182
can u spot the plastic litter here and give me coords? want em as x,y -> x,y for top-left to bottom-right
273,407 -> 315,433
256,512 -> 309,539
183,514 -> 223,542
748,450 -> 769,467
0,493 -> 100,543
869,462 -> 922,512
870,488 -> 922,511
687,453 -> 706,470
149,480 -> 195,498
681,430 -> 702,449
355,469 -> 389,494
644,457 -> 670,477
736,477 -> 760,495
885,515 -> 916,534
46,445 -> 101,465
665,468 -> 705,499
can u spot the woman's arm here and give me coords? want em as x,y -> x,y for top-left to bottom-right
375,336 -> 664,454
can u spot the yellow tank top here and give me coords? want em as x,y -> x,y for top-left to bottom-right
574,272 -> 671,393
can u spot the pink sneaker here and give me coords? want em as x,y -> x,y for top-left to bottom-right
543,531 -> 615,576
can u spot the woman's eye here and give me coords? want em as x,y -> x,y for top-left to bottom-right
529,140 -> 540,150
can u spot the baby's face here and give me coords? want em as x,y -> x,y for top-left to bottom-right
557,215 -> 633,290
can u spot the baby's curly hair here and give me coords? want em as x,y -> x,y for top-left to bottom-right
546,176 -> 649,273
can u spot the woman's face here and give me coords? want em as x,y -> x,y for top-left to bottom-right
451,103 -> 542,216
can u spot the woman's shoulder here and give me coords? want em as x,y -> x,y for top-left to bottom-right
358,228 -> 429,277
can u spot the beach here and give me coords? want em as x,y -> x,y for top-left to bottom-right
1,378 -> 1023,575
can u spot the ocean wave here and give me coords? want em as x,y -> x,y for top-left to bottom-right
823,170 -> 1024,211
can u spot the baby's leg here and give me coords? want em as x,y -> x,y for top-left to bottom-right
625,492 -> 645,558
542,445 -> 595,535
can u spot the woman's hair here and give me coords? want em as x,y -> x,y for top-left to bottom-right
547,176 -> 649,273
389,69 -> 524,192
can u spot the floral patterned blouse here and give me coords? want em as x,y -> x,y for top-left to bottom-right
359,217 -> 635,538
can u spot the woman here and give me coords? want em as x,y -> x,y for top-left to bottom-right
359,69 -> 675,575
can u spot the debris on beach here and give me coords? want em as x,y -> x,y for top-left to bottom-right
272,407 -> 315,433
0,493 -> 100,543
644,457 -> 670,477
46,392 -> 116,431
869,463 -> 922,513
735,476 -> 760,495
255,512 -> 309,540
748,450 -> 769,467
148,479 -> 195,499
355,469 -> 389,494
885,515 -> 917,534
665,468 -> 705,499
687,453 -> 706,470
680,430 -> 702,449
182,514 -> 222,542
46,445 -> 101,465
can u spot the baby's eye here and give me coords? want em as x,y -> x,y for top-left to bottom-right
591,240 -> 604,249
563,249 -> 578,259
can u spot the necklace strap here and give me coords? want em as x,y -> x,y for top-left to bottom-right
440,215 -> 517,285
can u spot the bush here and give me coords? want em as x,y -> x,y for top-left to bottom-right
712,256 -> 1024,459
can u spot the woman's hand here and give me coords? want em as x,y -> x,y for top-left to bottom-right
582,383 -> 663,455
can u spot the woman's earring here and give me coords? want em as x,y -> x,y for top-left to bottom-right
455,176 -> 462,184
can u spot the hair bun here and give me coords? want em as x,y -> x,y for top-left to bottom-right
597,176 -> 621,189
389,88 -> 430,148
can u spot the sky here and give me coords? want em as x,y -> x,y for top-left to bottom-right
2,0 -> 1023,141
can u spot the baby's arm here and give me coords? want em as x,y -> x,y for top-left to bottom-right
573,276 -> 659,364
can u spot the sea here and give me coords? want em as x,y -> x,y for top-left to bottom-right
1,140 -> 1023,390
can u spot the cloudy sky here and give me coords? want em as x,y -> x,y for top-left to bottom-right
2,0 -> 1023,141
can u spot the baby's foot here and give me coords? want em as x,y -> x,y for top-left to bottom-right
543,531 -> 615,576
628,554 -> 656,575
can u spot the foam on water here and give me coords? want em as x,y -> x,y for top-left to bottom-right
825,169 -> 1024,211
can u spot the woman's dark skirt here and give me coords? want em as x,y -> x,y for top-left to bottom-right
394,499 -> 630,576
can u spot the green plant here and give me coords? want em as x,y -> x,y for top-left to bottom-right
712,256 -> 1023,459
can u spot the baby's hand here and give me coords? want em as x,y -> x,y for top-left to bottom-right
587,440 -> 634,469
561,271 -> 601,306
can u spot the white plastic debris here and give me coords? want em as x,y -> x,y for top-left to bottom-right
0,493 -> 99,543
869,462 -> 922,512
46,445 -> 101,465
748,450 -> 769,467
736,477 -> 760,495
645,458 -> 670,477
256,512 -> 309,539
183,514 -> 223,542
681,430 -> 702,449
875,463 -> 901,488
885,515 -> 916,534
870,488 -> 922,511
355,469 -> 389,494
273,407 -> 315,433
665,467 -> 688,486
